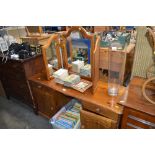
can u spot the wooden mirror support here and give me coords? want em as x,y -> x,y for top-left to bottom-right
42,34 -> 62,80
92,35 -> 100,94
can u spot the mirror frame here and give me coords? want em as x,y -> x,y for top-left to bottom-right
42,34 -> 62,80
61,26 -> 95,78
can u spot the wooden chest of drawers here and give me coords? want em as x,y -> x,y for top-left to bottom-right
121,77 -> 155,129
0,54 -> 45,108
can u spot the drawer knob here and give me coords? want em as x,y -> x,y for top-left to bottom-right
51,107 -> 54,111
81,125 -> 85,129
96,108 -> 100,112
37,85 -> 42,89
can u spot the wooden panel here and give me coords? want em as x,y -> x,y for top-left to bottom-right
92,36 -> 100,94
80,109 -> 117,129
99,48 -> 109,69
23,55 -> 45,78
30,82 -> 56,118
121,107 -> 155,129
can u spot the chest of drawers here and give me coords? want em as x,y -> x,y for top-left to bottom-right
121,77 -> 155,129
0,54 -> 45,108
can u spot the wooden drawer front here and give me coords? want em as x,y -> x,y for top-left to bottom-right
121,107 -> 155,129
5,62 -> 24,71
4,70 -> 26,81
5,79 -> 32,104
82,101 -> 119,122
80,110 -> 117,129
99,48 -> 108,69
3,62 -> 26,81
5,79 -> 29,93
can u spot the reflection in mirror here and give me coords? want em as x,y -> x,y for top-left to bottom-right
42,34 -> 62,80
64,29 -> 92,78
46,41 -> 58,69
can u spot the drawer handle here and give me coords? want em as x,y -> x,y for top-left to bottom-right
37,85 -> 42,89
96,108 -> 100,112
81,125 -> 85,129
51,107 -> 54,111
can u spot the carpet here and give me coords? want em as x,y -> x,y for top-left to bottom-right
0,96 -> 51,129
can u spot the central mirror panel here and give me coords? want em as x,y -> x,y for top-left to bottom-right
62,27 -> 94,78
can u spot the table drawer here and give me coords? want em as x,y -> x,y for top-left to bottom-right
82,101 -> 120,122
80,109 -> 117,129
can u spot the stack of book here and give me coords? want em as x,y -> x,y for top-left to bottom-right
53,68 -> 68,84
80,64 -> 91,77
64,74 -> 80,87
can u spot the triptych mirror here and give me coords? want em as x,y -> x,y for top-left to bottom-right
42,26 -> 100,93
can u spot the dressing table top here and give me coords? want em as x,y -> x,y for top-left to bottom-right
29,73 -> 126,116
